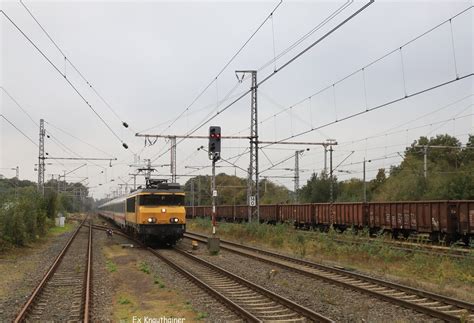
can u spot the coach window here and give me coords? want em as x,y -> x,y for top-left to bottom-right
127,197 -> 135,212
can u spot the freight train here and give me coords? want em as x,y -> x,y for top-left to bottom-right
186,200 -> 474,244
99,180 -> 186,244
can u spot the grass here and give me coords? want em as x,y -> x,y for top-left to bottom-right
117,296 -> 131,305
48,222 -> 74,236
154,275 -> 165,288
138,261 -> 151,274
106,260 -> 117,273
196,312 -> 209,320
188,218 -> 474,302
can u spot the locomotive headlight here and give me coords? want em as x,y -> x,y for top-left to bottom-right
174,218 -> 179,223
161,208 -> 166,213
147,217 -> 156,223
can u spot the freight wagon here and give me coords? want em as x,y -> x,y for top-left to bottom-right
186,200 -> 474,244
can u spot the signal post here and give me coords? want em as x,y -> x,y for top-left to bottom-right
207,126 -> 221,254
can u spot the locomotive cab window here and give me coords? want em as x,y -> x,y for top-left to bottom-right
139,194 -> 184,206
127,197 -> 135,212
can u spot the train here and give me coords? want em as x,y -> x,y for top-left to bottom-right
98,179 -> 186,244
186,200 -> 474,244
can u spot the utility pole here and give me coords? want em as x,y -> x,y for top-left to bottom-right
191,179 -> 195,218
236,70 -> 259,223
329,145 -> 334,224
423,145 -> 428,179
15,166 -> 19,179
323,145 -> 328,176
38,119 -> 46,196
294,149 -> 306,202
322,139 -> 337,176
363,158 -> 371,203
211,159 -> 216,234
363,158 -> 366,203
329,145 -> 334,203
170,136 -> 177,182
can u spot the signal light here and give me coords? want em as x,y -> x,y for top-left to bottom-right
209,126 -> 221,161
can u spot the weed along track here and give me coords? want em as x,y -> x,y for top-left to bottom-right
14,219 -> 92,323
152,248 -> 333,322
185,231 -> 474,323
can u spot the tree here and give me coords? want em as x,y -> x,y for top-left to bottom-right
299,172 -> 337,203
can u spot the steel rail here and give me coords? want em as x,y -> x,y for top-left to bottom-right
83,220 -> 92,323
90,222 -> 332,322
14,218 -> 89,322
185,232 -> 474,323
325,236 -> 472,259
89,223 -> 260,322
149,248 -> 262,323
168,247 -> 333,322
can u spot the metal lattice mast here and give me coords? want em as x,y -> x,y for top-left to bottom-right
236,70 -> 258,222
170,136 -> 177,182
38,119 -> 45,196
294,150 -> 301,202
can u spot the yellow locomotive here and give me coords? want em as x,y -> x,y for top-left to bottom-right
98,180 -> 185,244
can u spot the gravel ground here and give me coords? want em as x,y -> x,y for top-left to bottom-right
90,227 -> 114,322
140,245 -> 242,322
0,223 -> 78,322
178,238 -> 442,323
88,213 -> 242,322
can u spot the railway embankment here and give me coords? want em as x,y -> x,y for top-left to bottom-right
187,218 -> 474,303
0,217 -> 77,321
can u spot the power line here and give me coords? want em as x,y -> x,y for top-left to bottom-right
0,87 -> 38,126
0,114 -> 38,146
19,0 -> 133,132
257,0 -> 353,72
338,97 -> 473,147
45,121 -> 115,158
139,0 -> 284,136
244,6 -> 473,134
262,73 -> 472,149
0,10 -> 129,149
149,1 -> 374,163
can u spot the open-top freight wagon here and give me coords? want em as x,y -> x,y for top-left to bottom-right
186,200 -> 474,244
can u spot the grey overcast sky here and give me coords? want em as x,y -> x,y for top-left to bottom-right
1,0 -> 472,198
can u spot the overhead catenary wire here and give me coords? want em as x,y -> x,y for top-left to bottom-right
45,121 -> 115,158
337,95 -> 473,147
246,5 -> 473,134
261,73 -> 472,149
138,0 -> 284,135
150,1 -> 374,164
19,0 -> 133,132
0,10 -> 129,150
0,114 -> 38,146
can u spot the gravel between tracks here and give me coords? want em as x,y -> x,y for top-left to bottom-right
0,224 -> 78,322
88,217 -> 241,322
141,246 -> 242,322
90,228 -> 114,322
179,238 -> 443,323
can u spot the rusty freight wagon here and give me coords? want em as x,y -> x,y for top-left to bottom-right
186,200 -> 474,244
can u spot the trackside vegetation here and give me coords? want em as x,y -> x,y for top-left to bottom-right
188,218 -> 474,302
0,177 -> 92,251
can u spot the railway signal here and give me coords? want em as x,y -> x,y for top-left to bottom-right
208,126 -> 221,161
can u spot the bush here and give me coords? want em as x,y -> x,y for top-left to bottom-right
0,187 -> 52,248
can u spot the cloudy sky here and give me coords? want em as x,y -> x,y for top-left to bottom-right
1,0 -> 472,198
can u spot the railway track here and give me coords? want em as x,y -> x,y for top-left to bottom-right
185,231 -> 474,323
14,219 -> 92,323
90,222 -> 332,322
296,230 -> 472,260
